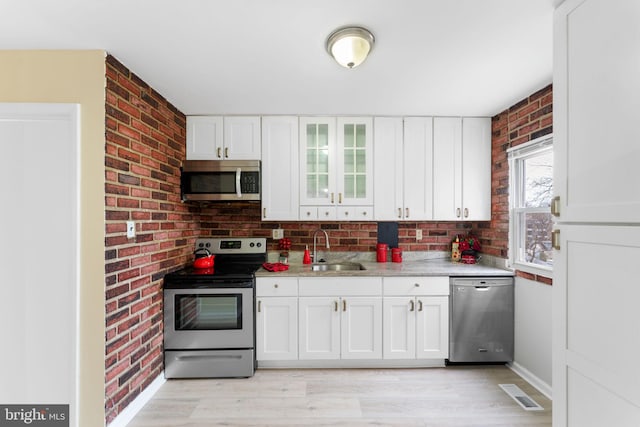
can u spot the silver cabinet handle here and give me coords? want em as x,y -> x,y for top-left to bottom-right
464,208 -> 469,218
414,283 -> 420,287
418,300 -> 423,312
258,300 -> 262,312
331,193 -> 335,204
362,211 -> 367,216
339,193 -> 343,204
274,284 -> 278,288
552,229 -> 561,250
343,299 -> 347,312
456,208 -> 461,218
405,207 -> 409,218
409,300 -> 415,312
334,301 -> 338,312
551,196 -> 561,217
263,208 -> 267,218
224,147 -> 229,158
398,208 -> 402,218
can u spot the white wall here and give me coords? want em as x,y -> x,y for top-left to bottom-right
513,276 -> 552,397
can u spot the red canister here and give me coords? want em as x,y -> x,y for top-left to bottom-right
391,247 -> 402,263
376,243 -> 388,262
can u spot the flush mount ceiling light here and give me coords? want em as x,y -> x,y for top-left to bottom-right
326,26 -> 375,69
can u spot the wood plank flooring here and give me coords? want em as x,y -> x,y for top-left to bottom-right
127,366 -> 552,426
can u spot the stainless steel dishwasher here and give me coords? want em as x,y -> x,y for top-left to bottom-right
449,277 -> 514,363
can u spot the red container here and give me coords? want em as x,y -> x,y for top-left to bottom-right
391,248 -> 402,263
376,243 -> 388,263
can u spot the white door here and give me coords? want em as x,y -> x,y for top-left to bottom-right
186,116 -> 223,159
555,0 -> 640,223
373,117 -> 404,220
340,297 -> 382,359
0,103 -> 79,420
416,296 -> 449,359
383,297 -> 416,359
553,225 -> 640,426
461,117 -> 491,221
403,117 -> 434,220
298,297 -> 340,360
433,117 -> 462,220
223,116 -> 261,159
261,116 -> 299,220
256,297 -> 298,361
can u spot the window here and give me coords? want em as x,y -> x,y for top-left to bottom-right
509,135 -> 553,273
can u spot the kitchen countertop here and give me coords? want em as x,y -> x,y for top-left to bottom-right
256,252 -> 513,278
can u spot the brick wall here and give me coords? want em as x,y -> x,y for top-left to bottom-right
473,84 -> 553,278
104,55 -> 199,423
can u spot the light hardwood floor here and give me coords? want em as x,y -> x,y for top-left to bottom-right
128,366 -> 551,426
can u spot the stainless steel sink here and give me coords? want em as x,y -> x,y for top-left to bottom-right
310,262 -> 366,272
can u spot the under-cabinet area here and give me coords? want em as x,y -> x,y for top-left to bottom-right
256,275 -> 450,367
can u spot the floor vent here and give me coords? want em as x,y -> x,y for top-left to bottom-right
499,384 -> 544,411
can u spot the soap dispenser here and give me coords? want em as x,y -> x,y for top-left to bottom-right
303,245 -> 311,264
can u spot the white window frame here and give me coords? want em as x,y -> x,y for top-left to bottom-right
508,134 -> 553,277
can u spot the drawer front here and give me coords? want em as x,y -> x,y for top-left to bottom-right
299,277 -> 382,296
256,277 -> 298,296
383,276 -> 449,296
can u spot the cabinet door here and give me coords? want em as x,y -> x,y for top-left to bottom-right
186,116 -> 223,160
416,296 -> 449,359
336,117 -> 373,206
261,116 -> 299,220
462,118 -> 491,221
403,117 -> 434,220
555,0 -> 640,223
298,297 -> 340,360
383,297 -> 416,359
433,117 -> 462,220
373,117 -> 404,220
256,297 -> 298,361
299,117 -> 336,206
341,297 -> 382,359
222,116 -> 261,159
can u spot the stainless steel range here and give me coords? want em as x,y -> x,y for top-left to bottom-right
163,237 -> 266,379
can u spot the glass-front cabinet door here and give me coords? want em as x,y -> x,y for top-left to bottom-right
299,117 -> 373,215
337,117 -> 373,206
299,117 -> 336,206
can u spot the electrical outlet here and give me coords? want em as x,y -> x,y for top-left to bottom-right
126,221 -> 136,239
416,229 -> 422,241
272,228 -> 284,239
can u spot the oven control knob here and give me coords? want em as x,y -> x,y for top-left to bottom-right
205,243 -> 211,248
256,242 -> 262,247
250,242 -> 255,247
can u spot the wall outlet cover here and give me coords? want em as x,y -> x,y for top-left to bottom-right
272,229 -> 284,239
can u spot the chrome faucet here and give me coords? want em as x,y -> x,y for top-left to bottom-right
312,228 -> 330,263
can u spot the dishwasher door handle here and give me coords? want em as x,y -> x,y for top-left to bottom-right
475,286 -> 490,291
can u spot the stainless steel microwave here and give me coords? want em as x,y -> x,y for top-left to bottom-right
180,160 -> 260,202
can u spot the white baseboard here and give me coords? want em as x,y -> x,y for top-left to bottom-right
107,372 -> 165,427
508,362 -> 552,400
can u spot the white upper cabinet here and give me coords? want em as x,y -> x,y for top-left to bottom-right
261,116 -> 299,220
374,117 -> 434,221
186,116 -> 260,160
186,116 -> 223,160
433,117 -> 491,221
299,117 -> 373,219
554,0 -> 640,223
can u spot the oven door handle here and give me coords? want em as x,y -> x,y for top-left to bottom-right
176,354 -> 242,361
236,168 -> 242,198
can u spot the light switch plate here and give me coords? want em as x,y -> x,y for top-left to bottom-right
416,229 -> 423,241
272,229 -> 284,239
126,221 -> 136,238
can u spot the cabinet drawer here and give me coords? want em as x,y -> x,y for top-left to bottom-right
299,277 -> 382,296
299,206 -> 337,221
383,276 -> 449,296
337,206 -> 373,221
256,277 -> 298,296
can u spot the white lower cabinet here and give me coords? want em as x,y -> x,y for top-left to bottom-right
298,277 -> 383,360
256,278 -> 298,361
382,277 -> 449,360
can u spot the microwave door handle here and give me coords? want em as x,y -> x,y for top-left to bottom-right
236,168 -> 242,198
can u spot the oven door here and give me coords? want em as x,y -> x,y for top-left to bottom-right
164,287 -> 254,350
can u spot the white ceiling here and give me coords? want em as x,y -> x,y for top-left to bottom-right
1,0 -> 554,117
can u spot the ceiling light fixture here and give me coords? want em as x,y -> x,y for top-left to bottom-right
326,26 -> 375,69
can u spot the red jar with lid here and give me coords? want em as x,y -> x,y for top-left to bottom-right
376,243 -> 388,262
391,247 -> 402,263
